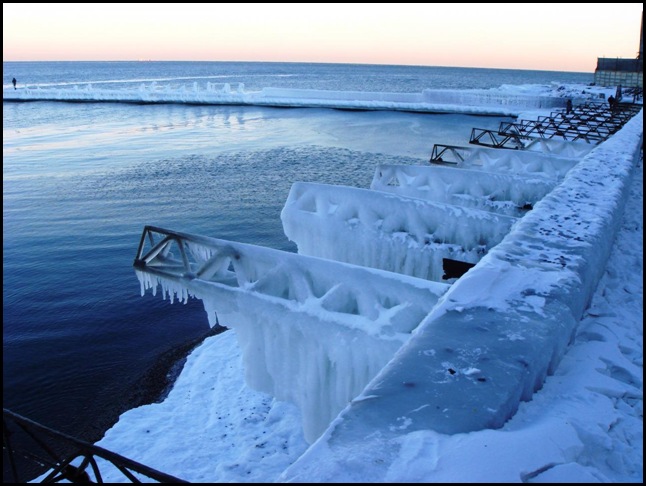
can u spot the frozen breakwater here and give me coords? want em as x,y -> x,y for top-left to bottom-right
127,91 -> 642,481
281,182 -> 518,282
279,109 -> 643,481
134,227 -> 450,443
370,163 -> 557,217
4,83 -> 573,116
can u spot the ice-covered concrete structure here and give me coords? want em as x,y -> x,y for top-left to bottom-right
134,228 -> 449,443
431,143 -> 583,179
279,110 -> 642,482
370,164 -> 556,217
281,182 -> 518,282
128,85 -> 642,480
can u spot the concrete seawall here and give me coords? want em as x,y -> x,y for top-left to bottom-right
280,110 -> 643,482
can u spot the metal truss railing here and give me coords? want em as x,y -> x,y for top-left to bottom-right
498,121 -> 606,143
3,408 -> 187,483
134,225 -> 242,283
428,144 -> 471,164
468,127 -> 528,149
467,101 -> 641,150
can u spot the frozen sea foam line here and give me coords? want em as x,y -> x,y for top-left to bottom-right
279,109 -> 643,482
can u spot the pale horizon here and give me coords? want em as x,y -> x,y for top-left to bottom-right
3,3 -> 643,73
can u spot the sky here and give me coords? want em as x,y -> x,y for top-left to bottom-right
29,83 -> 642,483
2,3 -> 643,72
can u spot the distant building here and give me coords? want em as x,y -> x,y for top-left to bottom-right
594,11 -> 643,88
594,58 -> 643,88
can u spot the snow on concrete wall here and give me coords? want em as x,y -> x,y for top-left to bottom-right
281,182 -> 517,282
135,231 -> 449,444
280,109 -> 643,482
370,163 -> 556,217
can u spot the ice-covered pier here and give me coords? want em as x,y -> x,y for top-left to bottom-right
134,226 -> 450,443
429,143 -> 583,178
280,182 -> 517,282
133,100 -> 642,482
370,163 -> 556,217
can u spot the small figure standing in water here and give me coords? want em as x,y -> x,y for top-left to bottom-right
566,99 -> 572,114
12,78 -> 17,89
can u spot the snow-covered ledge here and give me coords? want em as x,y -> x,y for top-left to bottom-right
133,229 -> 450,444
280,110 -> 643,483
370,163 -> 557,217
281,182 -> 518,282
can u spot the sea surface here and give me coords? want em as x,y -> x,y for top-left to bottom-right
2,61 -> 593,480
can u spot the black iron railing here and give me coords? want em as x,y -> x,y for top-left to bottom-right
3,408 -> 188,483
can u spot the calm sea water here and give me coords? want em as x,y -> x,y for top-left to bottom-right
3,61 -> 593,480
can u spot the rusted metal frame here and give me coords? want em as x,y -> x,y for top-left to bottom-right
613,109 -> 639,122
551,125 -> 604,142
567,107 -> 611,123
561,131 -> 597,143
514,119 -> 537,129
